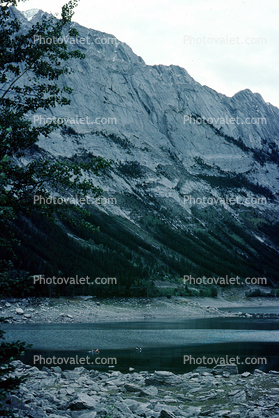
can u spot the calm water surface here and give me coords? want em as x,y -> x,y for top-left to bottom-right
3,312 -> 279,373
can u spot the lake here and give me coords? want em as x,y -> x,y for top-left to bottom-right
3,311 -> 279,374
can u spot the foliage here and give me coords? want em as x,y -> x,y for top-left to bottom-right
2,200 -> 277,298
245,288 -> 267,297
0,261 -> 34,298
0,321 -> 31,417
0,0 -> 111,259
246,288 -> 279,298
0,1 -> 103,415
118,161 -> 143,177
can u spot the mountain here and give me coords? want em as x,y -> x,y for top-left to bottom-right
21,8 -> 40,21
8,8 -> 279,295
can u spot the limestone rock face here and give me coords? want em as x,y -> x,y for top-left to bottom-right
14,8 -> 279,277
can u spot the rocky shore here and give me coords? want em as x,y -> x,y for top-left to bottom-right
1,292 -> 278,324
5,360 -> 279,418
2,293 -> 279,417
0,297 -> 225,324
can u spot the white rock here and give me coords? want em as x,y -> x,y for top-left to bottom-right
16,308 -> 24,315
241,371 -> 251,378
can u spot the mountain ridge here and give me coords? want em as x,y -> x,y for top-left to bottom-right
8,8 -> 279,292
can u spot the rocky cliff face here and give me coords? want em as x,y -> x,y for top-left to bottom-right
15,9 -> 279,283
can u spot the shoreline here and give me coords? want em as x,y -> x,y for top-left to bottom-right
1,288 -> 279,324
3,291 -> 279,417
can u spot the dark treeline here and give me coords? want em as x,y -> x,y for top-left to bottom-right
1,204 -> 278,299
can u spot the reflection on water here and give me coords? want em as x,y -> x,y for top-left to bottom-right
3,315 -> 279,373
22,342 -> 279,374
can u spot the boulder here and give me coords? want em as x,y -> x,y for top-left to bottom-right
229,389 -> 246,403
183,406 -> 202,416
10,360 -> 24,369
211,364 -> 238,375
241,371 -> 251,378
114,400 -> 133,414
78,413 -> 97,418
62,370 -> 83,380
66,393 -> 97,410
16,308 -> 24,315
159,410 -> 176,418
145,371 -> 182,386
123,399 -> 142,413
89,369 -> 99,378
124,383 -> 141,392
140,385 -> 158,397
254,369 -> 266,375
51,366 -> 62,374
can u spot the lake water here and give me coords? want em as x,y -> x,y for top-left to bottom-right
3,312 -> 279,374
